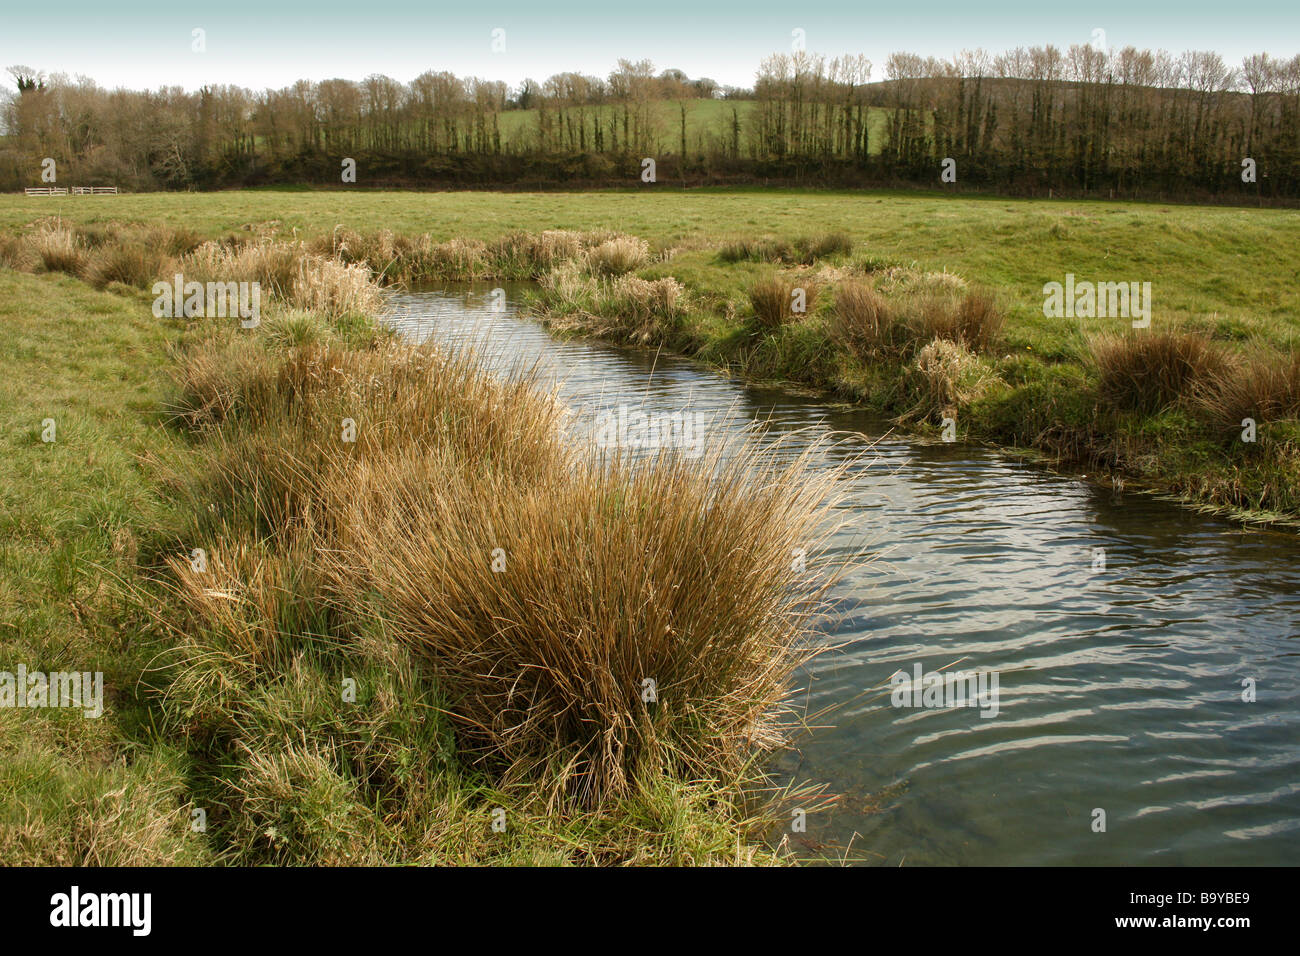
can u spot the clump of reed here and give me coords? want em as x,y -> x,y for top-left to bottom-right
718,236 -> 794,264
182,238 -> 303,298
586,236 -> 650,276
535,263 -> 687,345
794,231 -> 853,262
830,281 -> 897,357
312,228 -> 410,281
306,225 -> 364,261
871,265 -> 968,297
488,229 -> 605,278
324,433 -> 841,807
165,332 -> 283,430
1090,329 -> 1226,414
146,225 -> 205,258
0,234 -> 38,271
830,280 -> 1003,358
910,288 -> 1005,353
86,241 -> 172,289
161,315 -> 845,818
535,260 -> 599,318
162,533 -> 322,674
719,232 -> 852,266
409,236 -> 492,282
600,274 -> 688,343
72,223 -> 122,249
1191,347 -> 1300,433
900,337 -> 1001,423
290,256 -> 383,321
30,222 -> 88,277
748,275 -> 819,332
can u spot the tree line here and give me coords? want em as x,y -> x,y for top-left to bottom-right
2,45 -> 1298,200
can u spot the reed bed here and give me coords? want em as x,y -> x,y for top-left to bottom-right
1090,329 -> 1226,414
1191,346 -> 1300,432
537,262 -> 689,344
831,279 -> 1004,358
159,306 -> 846,829
748,274 -> 819,332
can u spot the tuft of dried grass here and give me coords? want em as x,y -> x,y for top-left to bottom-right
748,275 -> 819,332
323,432 -> 843,808
536,264 -> 687,345
794,231 -> 853,262
1091,329 -> 1226,413
719,232 -> 851,265
0,233 -> 38,271
900,337 -> 1000,424
146,226 -> 205,258
87,241 -> 171,289
290,256 -> 383,320
30,223 -> 87,277
414,237 -> 492,281
183,239 -> 302,298
490,230 -> 587,277
831,280 -> 896,357
907,289 -> 1005,353
718,236 -> 793,264
587,236 -> 650,276
1192,347 -> 1300,431
873,265 -> 967,297
163,534 -> 322,673
603,274 -> 688,343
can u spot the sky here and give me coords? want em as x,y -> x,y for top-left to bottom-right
2,2 -> 1298,93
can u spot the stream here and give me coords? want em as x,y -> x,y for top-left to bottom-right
386,283 -> 1300,866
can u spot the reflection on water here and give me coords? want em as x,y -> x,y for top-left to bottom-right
387,283 -> 1300,866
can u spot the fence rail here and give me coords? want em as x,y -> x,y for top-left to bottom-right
25,186 -> 117,196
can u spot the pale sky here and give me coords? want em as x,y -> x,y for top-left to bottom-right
2,2 -> 1297,93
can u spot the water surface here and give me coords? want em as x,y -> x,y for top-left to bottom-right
387,284 -> 1300,866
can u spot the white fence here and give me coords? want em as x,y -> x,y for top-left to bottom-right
25,186 -> 118,196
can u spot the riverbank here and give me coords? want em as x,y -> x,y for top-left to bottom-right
392,284 -> 1300,865
4,193 -> 1298,864
528,244 -> 1300,527
0,233 -> 847,864
4,188 -> 1295,524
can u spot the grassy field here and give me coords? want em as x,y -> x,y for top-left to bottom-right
0,219 -> 851,865
0,270 -> 212,863
492,99 -> 893,155
2,186 -> 1299,864
2,188 -> 1295,347
4,187 -> 1295,519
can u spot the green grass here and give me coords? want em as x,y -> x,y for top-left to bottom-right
0,248 -> 824,866
6,187 -> 1298,522
492,99 -> 893,156
6,186 -> 1298,864
4,188 -> 1296,347
0,270 -> 212,863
